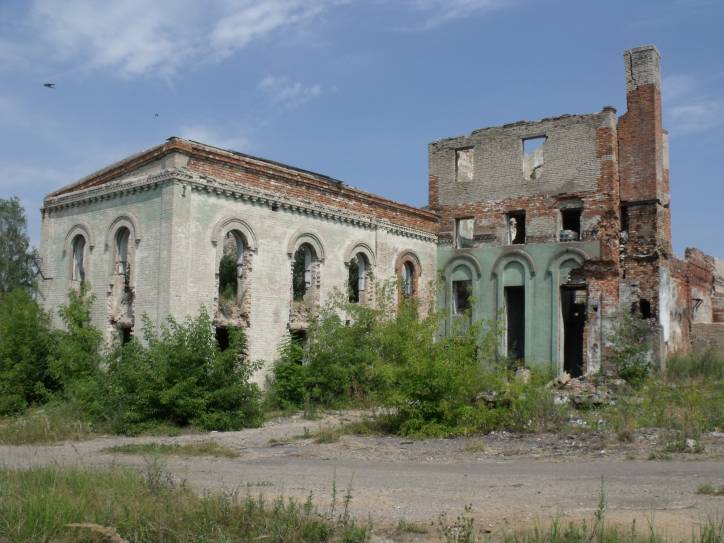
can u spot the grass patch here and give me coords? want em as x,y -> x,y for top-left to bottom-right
0,466 -> 369,542
0,402 -> 95,445
463,439 -> 487,454
396,519 -> 428,534
313,427 -> 342,444
102,441 -> 239,458
697,483 -> 724,496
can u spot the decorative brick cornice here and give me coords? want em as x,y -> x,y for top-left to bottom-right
43,168 -> 438,243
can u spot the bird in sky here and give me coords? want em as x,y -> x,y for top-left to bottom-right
154,113 -> 159,117
43,82 -> 55,88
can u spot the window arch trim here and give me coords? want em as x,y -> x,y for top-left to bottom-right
287,230 -> 325,262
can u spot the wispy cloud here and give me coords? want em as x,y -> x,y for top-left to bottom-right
408,0 -> 514,30
177,124 -> 250,151
258,75 -> 323,109
663,74 -> 723,135
18,0 -> 343,78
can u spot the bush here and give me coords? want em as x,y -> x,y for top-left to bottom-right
609,310 -> 654,387
0,289 -> 56,415
47,287 -> 104,402
667,347 -> 724,381
94,310 -> 263,433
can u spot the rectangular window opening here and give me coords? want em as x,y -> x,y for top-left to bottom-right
452,280 -> 473,315
560,208 -> 582,241
505,286 -> 525,360
620,206 -> 630,233
522,136 -> 546,180
455,147 -> 474,183
120,327 -> 132,345
215,327 -> 230,351
454,217 -> 475,249
507,211 -> 526,245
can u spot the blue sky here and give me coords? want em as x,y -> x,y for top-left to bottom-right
0,0 -> 722,257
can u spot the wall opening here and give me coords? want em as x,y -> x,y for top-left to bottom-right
522,136 -> 545,180
455,147 -> 474,183
452,280 -> 472,315
115,227 -> 130,282
561,287 -> 586,377
505,286 -> 525,360
402,261 -> 415,298
71,234 -> 86,282
455,218 -> 475,249
290,329 -> 307,347
219,231 -> 244,303
560,208 -> 582,241
215,326 -> 230,351
120,326 -> 132,345
620,206 -> 630,233
292,244 -> 314,301
640,299 -> 652,319
507,211 -> 526,245
348,253 -> 370,304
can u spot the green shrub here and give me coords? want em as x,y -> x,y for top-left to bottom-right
0,289 -> 56,415
267,338 -> 307,409
609,310 -> 654,387
667,347 -> 724,381
94,310 -> 263,433
48,287 -> 104,402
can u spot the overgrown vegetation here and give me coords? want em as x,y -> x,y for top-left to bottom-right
609,310 -> 655,388
102,441 -> 240,458
0,284 -> 263,435
0,466 -> 370,543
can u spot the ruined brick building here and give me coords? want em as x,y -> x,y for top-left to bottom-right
38,45 -> 724,382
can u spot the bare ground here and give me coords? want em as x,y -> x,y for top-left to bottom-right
1,411 -> 723,541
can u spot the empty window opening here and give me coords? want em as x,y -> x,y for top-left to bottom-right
561,287 -> 586,377
639,299 -> 652,319
115,227 -> 130,279
402,262 -> 415,298
455,147 -> 474,183
522,136 -> 545,180
452,280 -> 473,315
71,235 -> 86,282
293,244 -> 314,301
560,208 -> 582,241
219,231 -> 245,303
505,286 -> 525,360
620,206 -> 630,233
120,326 -> 132,345
215,326 -> 230,351
290,329 -> 307,347
455,218 -> 475,249
507,211 -> 526,244
348,254 -> 369,303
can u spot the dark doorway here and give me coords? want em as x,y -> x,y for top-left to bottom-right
290,329 -> 307,346
505,286 -> 525,360
561,287 -> 586,377
215,327 -> 230,351
120,327 -> 132,345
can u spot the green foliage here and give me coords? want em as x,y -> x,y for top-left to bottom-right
48,287 -> 103,402
0,402 -> 94,445
103,441 -> 240,458
0,197 -> 36,294
94,309 -> 263,433
0,466 -> 370,543
0,289 -> 56,415
608,310 -> 654,387
218,252 -> 238,301
667,347 -> 724,381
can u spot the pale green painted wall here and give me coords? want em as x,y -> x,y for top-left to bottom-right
437,241 -> 600,372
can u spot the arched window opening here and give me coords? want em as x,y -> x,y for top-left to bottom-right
348,253 -> 369,303
115,227 -> 130,281
219,231 -> 245,303
293,244 -> 314,302
71,235 -> 86,282
402,261 -> 415,297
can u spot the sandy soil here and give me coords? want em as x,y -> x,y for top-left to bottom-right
1,411 -> 723,541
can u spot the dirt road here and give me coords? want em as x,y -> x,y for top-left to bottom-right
2,412 -> 723,540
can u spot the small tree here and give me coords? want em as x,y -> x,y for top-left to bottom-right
0,197 -> 36,294
0,289 -> 56,415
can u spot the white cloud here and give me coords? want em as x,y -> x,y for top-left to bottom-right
24,0 -> 342,78
410,0 -> 513,29
258,75 -> 323,109
663,73 -> 723,135
177,124 -> 250,151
